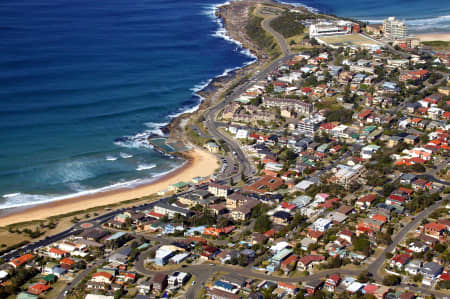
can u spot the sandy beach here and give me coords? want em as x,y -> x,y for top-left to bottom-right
0,148 -> 218,227
416,33 -> 450,42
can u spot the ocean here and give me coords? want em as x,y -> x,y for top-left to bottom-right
0,0 -> 448,210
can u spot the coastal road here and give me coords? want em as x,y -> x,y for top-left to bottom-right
203,7 -> 294,181
204,53 -> 295,180
262,15 -> 290,56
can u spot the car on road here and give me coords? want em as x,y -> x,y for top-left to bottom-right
191,281 -> 196,286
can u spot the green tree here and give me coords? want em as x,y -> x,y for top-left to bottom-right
382,274 -> 400,286
254,214 -> 272,233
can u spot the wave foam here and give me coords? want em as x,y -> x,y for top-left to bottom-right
105,155 -> 117,161
360,15 -> 450,32
136,163 -> 156,171
114,132 -> 155,149
0,162 -> 184,209
119,152 -> 133,159
144,122 -> 167,137
273,0 -> 319,13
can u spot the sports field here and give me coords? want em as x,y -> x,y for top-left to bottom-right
317,34 -> 382,47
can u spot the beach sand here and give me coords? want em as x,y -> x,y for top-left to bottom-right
0,148 -> 218,227
416,33 -> 450,42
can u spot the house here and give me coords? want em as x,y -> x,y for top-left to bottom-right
208,183 -> 230,198
310,218 -> 332,232
226,192 -> 249,209
153,203 -> 192,219
152,273 -> 168,293
277,282 -> 299,295
28,283 -> 50,295
304,280 -> 323,295
206,142 -> 220,153
337,230 -> 354,244
408,241 -> 428,253
280,254 -> 298,274
168,272 -> 190,287
242,176 -> 284,194
271,211 -> 292,225
17,293 -> 38,299
155,246 -> 176,266
168,181 -> 189,192
406,259 -> 422,275
357,218 -> 384,235
91,272 -> 114,284
231,200 -> 258,221
8,254 -> 34,268
424,222 -> 447,239
207,288 -> 241,299
48,248 -> 68,259
297,255 -> 325,271
137,280 -> 152,295
421,262 -> 443,285
324,274 -> 341,292
390,253 -> 411,269
356,194 -> 377,209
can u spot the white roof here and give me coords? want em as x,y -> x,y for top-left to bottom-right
312,218 -> 331,227
0,270 -> 8,279
347,282 -> 364,293
270,241 -> 289,253
156,248 -> 174,259
85,295 -> 114,299
295,180 -> 314,191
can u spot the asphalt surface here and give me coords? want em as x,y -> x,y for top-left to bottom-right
262,15 -> 290,56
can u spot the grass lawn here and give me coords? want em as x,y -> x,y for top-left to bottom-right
43,280 -> 66,299
317,34 -> 381,47
422,40 -> 450,51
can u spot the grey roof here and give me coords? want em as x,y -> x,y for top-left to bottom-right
421,262 -> 443,276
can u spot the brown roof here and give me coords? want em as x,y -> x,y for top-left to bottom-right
337,205 -> 353,215
242,176 -> 284,194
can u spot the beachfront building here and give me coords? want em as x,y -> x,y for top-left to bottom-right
383,17 -> 408,40
309,21 -> 356,38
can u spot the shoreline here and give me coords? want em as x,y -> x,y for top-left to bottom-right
0,148 -> 218,227
416,33 -> 450,42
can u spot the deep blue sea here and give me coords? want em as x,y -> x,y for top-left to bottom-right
0,0 -> 448,209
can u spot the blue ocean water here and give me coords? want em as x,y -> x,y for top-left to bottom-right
0,0 -> 448,209
280,0 -> 450,33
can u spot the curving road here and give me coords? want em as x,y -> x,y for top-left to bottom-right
262,15 -> 290,57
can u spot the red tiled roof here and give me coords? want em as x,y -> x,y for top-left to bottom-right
440,273 -> 450,281
9,254 -> 33,267
308,230 -> 324,239
424,222 -> 446,232
299,255 -> 325,266
93,271 -> 113,280
49,248 -> 67,255
264,229 -> 277,237
60,258 -> 75,266
363,284 -> 379,294
280,202 -> 296,210
281,254 -> 299,266
28,283 -> 50,294
278,281 -> 298,290
358,194 -> 377,202
392,253 -> 411,265
398,187 -> 413,194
